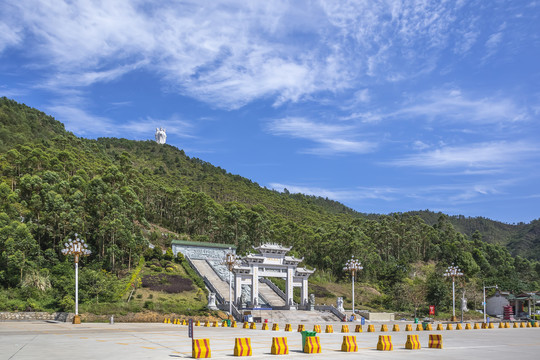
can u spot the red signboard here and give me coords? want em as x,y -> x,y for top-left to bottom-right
429,305 -> 435,315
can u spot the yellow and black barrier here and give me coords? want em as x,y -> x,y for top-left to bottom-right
380,324 -> 388,332
192,338 -> 211,359
405,324 -> 413,331
376,335 -> 393,351
182,320 -> 187,325
195,320 -> 201,326
243,322 -> 250,329
234,337 -> 252,357
416,324 -> 423,331
499,322 -> 505,329
341,325 -> 349,333
456,323 -> 463,330
428,334 -> 443,349
425,323 -> 433,331
405,334 -> 421,350
392,324 -> 400,332
521,322 -> 526,328
231,321 -> 237,328
325,325 -> 333,333
533,322 -> 539,328
355,325 -> 363,333
367,324 -> 375,332
465,323 -> 472,330
212,321 -> 218,327
513,322 -> 519,328
272,323 -> 279,331
250,322 -> 257,330
298,324 -> 305,332
204,321 -> 210,327
341,335 -> 358,352
474,323 -> 481,329
304,336 -> 322,354
222,320 -> 228,327
446,324 -> 453,330
285,324 -> 292,332
271,337 -> 289,355
313,325 -> 321,333
262,323 -> 269,330
436,323 -> 444,331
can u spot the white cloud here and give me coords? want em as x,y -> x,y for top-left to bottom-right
389,141 -> 539,169
46,104 -> 194,139
0,0 -> 485,109
266,117 -> 376,155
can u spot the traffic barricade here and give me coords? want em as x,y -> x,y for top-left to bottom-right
192,338 -> 211,359
367,324 -> 375,332
424,323 -> 433,331
380,324 -> 388,332
456,323 -> 463,330
325,325 -> 333,333
405,334 -> 421,350
222,320 -> 228,327
297,324 -> 305,332
231,321 -> 237,328
474,323 -> 481,329
436,323 -> 444,331
243,322 -> 250,329
416,324 -> 423,331
465,323 -> 472,330
313,325 -> 321,333
212,321 -> 218,327
405,324 -> 413,331
271,337 -> 289,355
195,320 -> 201,326
204,321 -> 210,327
234,337 -> 252,357
341,325 -> 349,333
341,335 -> 358,352
301,331 -> 317,350
446,323 -> 453,330
304,336 -> 322,353
428,334 -> 443,349
392,324 -> 400,332
272,323 -> 279,331
355,325 -> 363,333
262,323 -> 269,330
376,335 -> 393,351
250,322 -> 257,330
285,324 -> 292,332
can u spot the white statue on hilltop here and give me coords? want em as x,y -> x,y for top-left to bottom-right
155,127 -> 166,144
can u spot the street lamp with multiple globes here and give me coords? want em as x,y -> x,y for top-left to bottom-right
343,256 -> 363,317
443,263 -> 463,322
224,247 -> 239,318
61,233 -> 91,324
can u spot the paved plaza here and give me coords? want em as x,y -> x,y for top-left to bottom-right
2,320 -> 540,359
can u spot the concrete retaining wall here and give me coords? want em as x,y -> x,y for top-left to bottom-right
0,312 -> 74,322
357,311 -> 395,321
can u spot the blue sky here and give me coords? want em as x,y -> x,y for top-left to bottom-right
1,1 -> 539,224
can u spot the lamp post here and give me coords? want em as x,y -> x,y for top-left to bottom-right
443,264 -> 463,322
61,233 -> 91,324
483,284 -> 498,323
224,247 -> 239,318
343,256 -> 363,317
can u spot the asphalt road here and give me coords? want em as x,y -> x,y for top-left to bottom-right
1,320 -> 540,359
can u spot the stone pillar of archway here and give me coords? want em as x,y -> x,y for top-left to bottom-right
301,278 -> 309,306
234,273 -> 242,307
251,265 -> 259,306
286,267 -> 294,308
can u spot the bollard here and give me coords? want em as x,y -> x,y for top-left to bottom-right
446,323 -> 453,330
231,321 -> 237,328
392,324 -> 400,332
196,320 -> 201,326
243,322 -> 250,329
313,325 -> 321,333
222,320 -> 228,327
520,322 -> 526,328
192,339 -> 211,359
534,322 -> 539,328
234,337 -> 252,356
513,322 -> 519,328
212,321 -> 218,327
367,324 -> 375,332
297,324 -> 305,332
416,324 -> 423,331
499,322 -> 505,329
474,323 -> 481,329
527,322 -> 532,328
285,324 -> 292,332
341,325 -> 350,333
428,334 -> 443,349
304,336 -> 322,354
355,325 -> 363,333
488,323 -> 494,329
456,323 -> 463,330
341,335 -> 358,352
204,321 -> 210,327
272,324 -> 279,331
465,323 -> 472,330
271,337 -> 289,355
505,322 -> 511,328
436,323 -> 444,331
425,323 -> 433,331
376,335 -> 393,351
262,323 -> 269,330
380,324 -> 388,332
250,322 -> 257,330
405,334 -> 421,350
405,324 -> 413,331
482,323 -> 488,329
325,325 -> 334,333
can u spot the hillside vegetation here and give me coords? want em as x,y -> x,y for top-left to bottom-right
1,97 -> 539,317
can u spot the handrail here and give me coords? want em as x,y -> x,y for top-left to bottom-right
259,278 -> 287,302
314,305 -> 346,320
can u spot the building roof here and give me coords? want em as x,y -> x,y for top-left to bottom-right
171,239 -> 236,250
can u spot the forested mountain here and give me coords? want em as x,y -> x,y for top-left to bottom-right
1,97 -> 539,315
